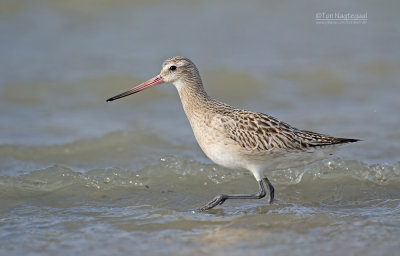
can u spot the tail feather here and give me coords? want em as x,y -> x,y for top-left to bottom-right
308,137 -> 360,148
297,130 -> 360,147
334,138 -> 360,144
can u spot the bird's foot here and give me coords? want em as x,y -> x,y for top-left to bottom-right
198,194 -> 226,211
263,177 -> 275,204
269,192 -> 274,204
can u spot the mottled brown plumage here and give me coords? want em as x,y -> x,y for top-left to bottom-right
220,109 -> 357,151
107,56 -> 359,211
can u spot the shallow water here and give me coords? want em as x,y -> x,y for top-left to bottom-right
1,0 -> 400,255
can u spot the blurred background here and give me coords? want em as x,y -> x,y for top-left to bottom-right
1,0 -> 399,255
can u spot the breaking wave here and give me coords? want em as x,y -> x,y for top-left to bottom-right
1,156 -> 399,199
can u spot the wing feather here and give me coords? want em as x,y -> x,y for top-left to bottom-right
216,109 -> 358,152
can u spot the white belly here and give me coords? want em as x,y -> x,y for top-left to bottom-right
190,120 -> 254,171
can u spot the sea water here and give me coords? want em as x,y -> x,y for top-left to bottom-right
1,1 -> 399,255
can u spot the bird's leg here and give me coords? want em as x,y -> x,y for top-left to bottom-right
198,180 -> 266,211
262,177 -> 275,203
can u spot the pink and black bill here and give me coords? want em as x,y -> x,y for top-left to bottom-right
106,75 -> 164,102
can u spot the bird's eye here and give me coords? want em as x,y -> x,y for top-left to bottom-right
169,65 -> 176,71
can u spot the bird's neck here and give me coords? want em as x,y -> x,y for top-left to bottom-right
174,77 -> 213,119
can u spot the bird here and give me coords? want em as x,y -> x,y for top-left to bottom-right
107,56 -> 359,211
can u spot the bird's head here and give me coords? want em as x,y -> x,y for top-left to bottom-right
107,56 -> 201,102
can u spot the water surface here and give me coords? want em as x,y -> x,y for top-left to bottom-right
1,0 -> 400,255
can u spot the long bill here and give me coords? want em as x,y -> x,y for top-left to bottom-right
106,75 -> 164,102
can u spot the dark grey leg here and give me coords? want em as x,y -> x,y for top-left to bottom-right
263,177 -> 275,203
198,180 -> 266,211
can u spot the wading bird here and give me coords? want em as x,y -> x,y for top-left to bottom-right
107,56 -> 358,211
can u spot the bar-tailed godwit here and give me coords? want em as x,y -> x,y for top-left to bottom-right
107,56 -> 358,211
